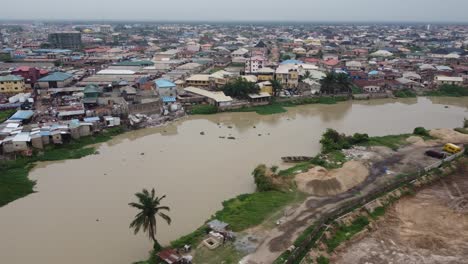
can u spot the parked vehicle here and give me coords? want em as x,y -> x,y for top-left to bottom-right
443,143 -> 462,154
425,150 -> 447,159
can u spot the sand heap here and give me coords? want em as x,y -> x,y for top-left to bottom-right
295,161 -> 369,196
430,128 -> 468,143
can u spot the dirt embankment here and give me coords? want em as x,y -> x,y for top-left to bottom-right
334,163 -> 468,264
295,161 -> 369,196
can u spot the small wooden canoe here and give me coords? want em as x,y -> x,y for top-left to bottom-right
281,156 -> 312,163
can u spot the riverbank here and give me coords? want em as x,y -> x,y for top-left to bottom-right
190,95 -> 348,115
0,126 -> 124,207
140,126 -> 466,264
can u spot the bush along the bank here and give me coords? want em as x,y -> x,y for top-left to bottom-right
189,104 -> 218,115
425,84 -> 468,97
393,88 -> 416,98
319,128 -> 369,153
413,126 -> 430,137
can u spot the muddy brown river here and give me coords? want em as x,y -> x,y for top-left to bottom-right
1,97 -> 468,264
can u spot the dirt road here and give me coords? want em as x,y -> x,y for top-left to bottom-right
242,137 -> 465,264
334,162 -> 468,264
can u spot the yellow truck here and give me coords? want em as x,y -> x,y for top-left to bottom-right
443,143 -> 462,154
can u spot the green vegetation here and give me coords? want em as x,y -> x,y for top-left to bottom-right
252,164 -> 292,192
394,88 -> 417,98
170,191 -> 302,249
320,128 -> 369,153
189,104 -> 218,115
229,96 -> 348,115
363,134 -> 412,150
0,127 -> 124,207
413,126 -> 430,137
0,109 -> 16,123
294,225 -> 317,246
215,191 -> 299,231
170,226 -> 210,249
324,216 -> 370,252
222,77 -> 260,99
369,206 -> 387,220
455,127 -> 468,134
317,256 -> 330,264
193,243 -> 244,264
352,86 -> 364,94
425,85 -> 468,97
320,72 -> 353,94
129,188 -> 171,251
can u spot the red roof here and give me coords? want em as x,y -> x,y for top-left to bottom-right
322,59 -> 340,66
304,58 -> 320,63
14,66 -> 33,72
158,249 -> 180,264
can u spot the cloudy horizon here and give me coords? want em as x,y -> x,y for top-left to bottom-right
1,0 -> 468,23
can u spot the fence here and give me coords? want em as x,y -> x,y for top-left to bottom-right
279,150 -> 465,264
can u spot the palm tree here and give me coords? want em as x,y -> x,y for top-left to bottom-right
319,72 -> 336,94
270,79 -> 283,97
129,188 -> 171,250
335,73 -> 352,94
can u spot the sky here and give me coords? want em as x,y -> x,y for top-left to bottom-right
2,0 -> 468,23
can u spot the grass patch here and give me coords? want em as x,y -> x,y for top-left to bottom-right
189,104 -> 218,115
325,216 -> 370,252
369,206 -> 386,220
0,109 -> 16,123
361,134 -> 412,150
193,243 -> 244,264
278,162 -> 314,177
425,85 -> 468,97
231,103 -> 287,115
215,191 -> 300,231
352,86 -> 363,94
455,127 -> 468,134
317,256 -> 330,264
228,96 -> 348,116
0,127 -> 124,207
170,191 -> 304,249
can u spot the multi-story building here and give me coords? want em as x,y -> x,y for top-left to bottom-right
48,31 -> 82,50
0,75 -> 26,94
245,56 -> 266,74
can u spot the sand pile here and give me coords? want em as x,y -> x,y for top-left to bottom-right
295,161 -> 369,196
430,128 -> 468,143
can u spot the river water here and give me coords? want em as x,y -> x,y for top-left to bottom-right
1,97 -> 467,264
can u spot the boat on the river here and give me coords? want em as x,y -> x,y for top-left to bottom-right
281,156 -> 312,163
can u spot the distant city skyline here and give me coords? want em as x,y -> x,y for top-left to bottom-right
2,0 -> 468,23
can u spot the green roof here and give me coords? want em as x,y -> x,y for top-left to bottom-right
0,75 -> 23,82
83,84 -> 101,94
38,72 -> 73,82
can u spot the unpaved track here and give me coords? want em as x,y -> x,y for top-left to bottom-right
334,165 -> 468,264
242,141 -> 464,264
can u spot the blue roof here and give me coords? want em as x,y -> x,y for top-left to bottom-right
162,96 -> 176,103
9,110 -> 34,120
155,79 -> 176,89
84,117 -> 100,122
368,70 -> 379,75
38,72 -> 73,82
281,59 -> 303,65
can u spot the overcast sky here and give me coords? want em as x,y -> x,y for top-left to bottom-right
2,0 -> 468,22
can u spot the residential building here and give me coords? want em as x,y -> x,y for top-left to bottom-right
11,66 -> 48,88
185,74 -> 210,88
245,56 -> 266,74
155,79 -> 177,98
435,76 -> 464,86
48,32 -> 82,50
0,75 -> 26,94
37,72 -> 74,89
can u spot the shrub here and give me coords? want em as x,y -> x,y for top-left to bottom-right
394,89 -> 416,98
190,104 -> 217,115
252,165 -> 276,192
413,127 -> 430,137
317,256 -> 330,264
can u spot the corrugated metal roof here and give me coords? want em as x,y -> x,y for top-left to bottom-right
0,75 -> 23,82
9,110 -> 34,120
38,72 -> 73,82
155,79 -> 176,88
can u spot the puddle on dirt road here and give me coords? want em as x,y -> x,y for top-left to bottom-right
1,97 -> 467,264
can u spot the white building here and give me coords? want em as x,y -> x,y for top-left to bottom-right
245,56 -> 266,74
